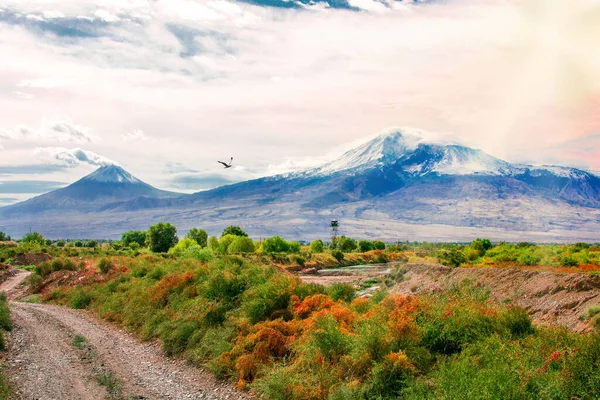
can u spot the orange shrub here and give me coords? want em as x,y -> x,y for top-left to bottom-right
151,271 -> 195,305
293,294 -> 334,319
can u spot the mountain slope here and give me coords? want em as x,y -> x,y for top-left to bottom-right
1,165 -> 184,214
1,129 -> 599,240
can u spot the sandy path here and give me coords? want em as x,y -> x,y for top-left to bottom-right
2,269 -> 251,400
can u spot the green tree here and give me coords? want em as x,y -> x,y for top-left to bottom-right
471,238 -> 493,256
438,249 -> 467,268
208,235 -> 219,251
262,236 -> 291,253
372,240 -> 386,250
218,234 -> 238,253
309,240 -> 324,253
358,240 -> 375,252
21,232 -> 45,246
221,225 -> 248,238
169,237 -> 197,256
186,228 -> 208,248
227,236 -> 255,254
146,223 -> 178,253
337,236 -> 357,253
0,232 -> 10,241
289,241 -> 301,253
122,230 -> 146,247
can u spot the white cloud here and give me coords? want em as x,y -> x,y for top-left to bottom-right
16,78 -> 74,89
0,118 -> 99,144
94,9 -> 120,22
347,0 -> 388,12
0,0 -> 599,190
12,91 -> 34,99
33,147 -> 116,167
121,129 -> 151,142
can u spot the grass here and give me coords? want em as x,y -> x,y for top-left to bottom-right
40,254 -> 600,400
0,294 -> 12,399
72,334 -> 87,349
0,368 -> 11,400
24,295 -> 41,304
95,371 -> 122,400
16,264 -> 36,272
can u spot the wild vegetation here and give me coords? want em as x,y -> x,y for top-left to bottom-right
2,226 -> 600,399
0,293 -> 12,398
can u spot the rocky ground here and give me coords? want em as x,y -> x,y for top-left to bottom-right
300,262 -> 600,332
1,269 -> 252,400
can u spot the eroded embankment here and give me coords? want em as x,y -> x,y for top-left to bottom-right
390,263 -> 600,332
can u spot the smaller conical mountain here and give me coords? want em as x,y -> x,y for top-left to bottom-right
2,165 -> 181,214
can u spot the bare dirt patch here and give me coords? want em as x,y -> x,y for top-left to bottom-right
12,252 -> 52,266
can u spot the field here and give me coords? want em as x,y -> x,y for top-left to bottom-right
2,228 -> 599,400
0,230 -> 600,399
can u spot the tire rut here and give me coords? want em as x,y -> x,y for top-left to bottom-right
6,302 -> 107,400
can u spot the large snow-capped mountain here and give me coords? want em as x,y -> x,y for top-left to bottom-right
1,129 -> 599,240
307,130 -> 513,177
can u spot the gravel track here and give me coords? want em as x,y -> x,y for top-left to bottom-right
2,269 -> 252,400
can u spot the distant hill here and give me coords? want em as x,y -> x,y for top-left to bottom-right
0,165 -> 183,214
1,130 -> 599,241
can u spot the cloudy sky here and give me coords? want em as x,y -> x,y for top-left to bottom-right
0,0 -> 599,205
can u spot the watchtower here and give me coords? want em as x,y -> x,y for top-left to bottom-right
330,220 -> 339,244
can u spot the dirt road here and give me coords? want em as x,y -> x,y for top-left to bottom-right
2,269 -> 251,400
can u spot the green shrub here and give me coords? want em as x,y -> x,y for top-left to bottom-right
562,334 -> 600,398
161,321 -> 200,356
183,245 -> 214,262
28,273 -> 43,293
243,274 -> 294,323
517,253 -> 541,266
337,236 -> 357,252
584,304 -> 600,320
289,241 -> 301,253
289,254 -> 306,267
98,258 -> 114,274
0,293 -> 11,332
186,228 -> 208,247
70,289 -> 92,309
500,307 -> 535,338
437,249 -> 467,268
560,255 -> 578,267
227,236 -> 255,254
309,240 -> 324,253
358,240 -> 375,252
372,240 -> 386,250
169,237 -> 197,256
21,231 -> 45,246
327,283 -> 355,302
262,236 -> 292,253
332,250 -> 344,262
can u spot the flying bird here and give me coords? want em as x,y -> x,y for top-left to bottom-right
218,157 -> 234,169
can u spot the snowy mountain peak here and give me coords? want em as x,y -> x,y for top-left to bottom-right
82,165 -> 142,184
312,129 -> 427,174
310,128 -> 511,176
